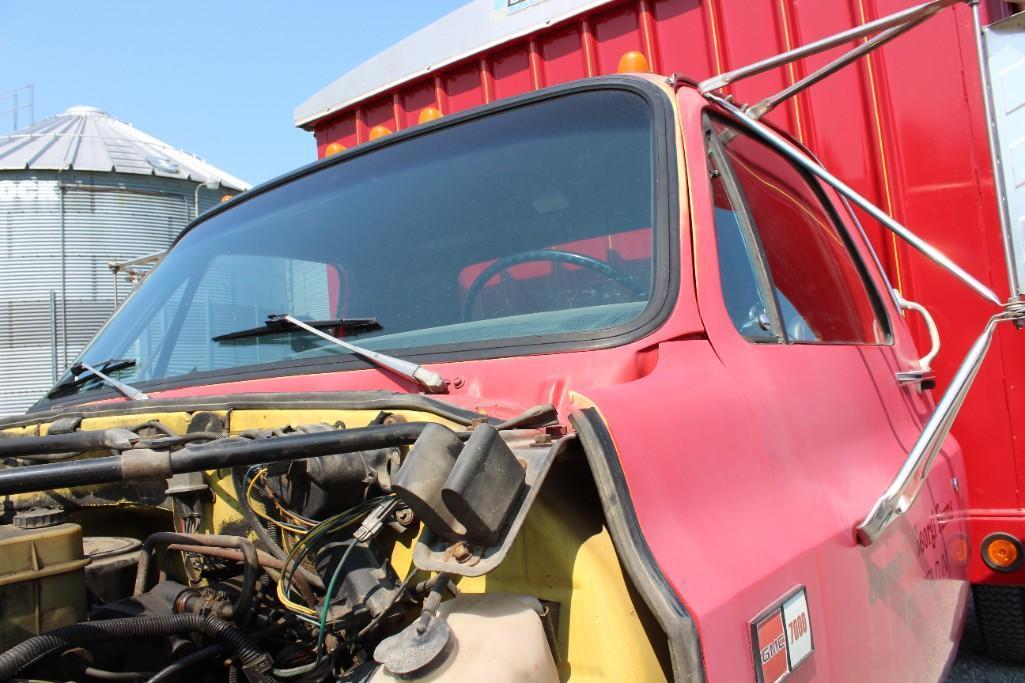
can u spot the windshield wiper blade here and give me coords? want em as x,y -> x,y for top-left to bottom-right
47,358 -> 147,400
48,358 -> 135,396
212,317 -> 380,342
270,314 -> 448,393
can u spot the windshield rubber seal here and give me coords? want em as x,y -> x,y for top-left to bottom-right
33,77 -> 681,411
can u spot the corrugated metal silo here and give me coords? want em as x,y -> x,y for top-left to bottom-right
0,106 -> 250,415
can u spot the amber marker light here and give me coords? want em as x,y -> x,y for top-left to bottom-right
220,194 -> 233,204
325,142 -> 346,156
948,535 -> 969,566
369,125 -> 392,140
418,107 -> 443,124
617,50 -> 651,73
982,533 -> 1024,572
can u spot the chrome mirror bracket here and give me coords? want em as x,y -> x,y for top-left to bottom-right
857,302 -> 1025,546
893,289 -> 941,389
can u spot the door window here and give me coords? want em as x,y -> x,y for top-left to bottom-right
707,147 -> 779,342
710,119 -> 888,345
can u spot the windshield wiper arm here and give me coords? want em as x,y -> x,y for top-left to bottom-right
48,358 -> 134,396
212,316 -> 380,342
270,314 -> 448,393
48,358 -> 148,400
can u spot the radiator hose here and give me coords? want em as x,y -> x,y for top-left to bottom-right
0,614 -> 274,682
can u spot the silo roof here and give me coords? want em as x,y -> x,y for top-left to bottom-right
0,105 -> 250,191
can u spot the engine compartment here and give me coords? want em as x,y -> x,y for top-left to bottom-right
0,404 -> 669,682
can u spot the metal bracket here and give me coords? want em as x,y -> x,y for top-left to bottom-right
411,434 -> 569,577
698,0 -> 961,102
894,290 -> 941,387
707,95 -> 1002,307
857,302 -> 1025,545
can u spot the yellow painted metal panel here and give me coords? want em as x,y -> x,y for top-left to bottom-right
1,407 -> 666,681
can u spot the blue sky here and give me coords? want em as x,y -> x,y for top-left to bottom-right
0,1 -> 468,185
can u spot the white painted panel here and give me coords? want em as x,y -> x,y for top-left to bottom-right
984,12 -> 1025,295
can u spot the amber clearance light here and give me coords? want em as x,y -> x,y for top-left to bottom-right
617,50 -> 651,74
982,533 -> 1024,572
418,107 -> 443,124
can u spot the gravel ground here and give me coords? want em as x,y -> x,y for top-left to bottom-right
947,598 -> 1025,682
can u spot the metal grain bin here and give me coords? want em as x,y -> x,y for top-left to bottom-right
0,106 -> 250,415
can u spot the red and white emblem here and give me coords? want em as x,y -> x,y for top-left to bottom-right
750,587 -> 813,683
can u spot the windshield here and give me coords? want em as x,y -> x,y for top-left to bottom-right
43,89 -> 661,403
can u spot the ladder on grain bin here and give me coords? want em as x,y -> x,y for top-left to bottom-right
690,0 -> 1025,546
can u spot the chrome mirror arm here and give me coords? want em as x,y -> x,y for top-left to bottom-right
697,0 -> 961,95
706,94 -> 1003,307
857,302 -> 1025,545
696,0 -> 1022,547
745,7 -> 943,121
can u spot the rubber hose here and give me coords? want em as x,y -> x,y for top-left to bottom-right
135,532 -> 258,624
144,621 -> 288,683
0,614 -> 272,682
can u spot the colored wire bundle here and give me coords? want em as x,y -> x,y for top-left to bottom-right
275,496 -> 389,618
242,467 -> 314,535
272,496 -> 395,678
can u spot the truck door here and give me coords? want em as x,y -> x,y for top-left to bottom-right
695,113 -> 969,681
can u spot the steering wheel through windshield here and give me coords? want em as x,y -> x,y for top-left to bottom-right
462,249 -> 647,321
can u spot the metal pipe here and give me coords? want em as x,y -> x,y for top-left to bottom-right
171,421 -> 434,472
48,290 -> 57,383
0,422 -> 444,496
58,181 -> 68,370
164,544 -> 324,590
971,1 -> 1020,298
193,179 -> 219,220
0,428 -> 138,457
698,0 -> 959,93
0,455 -> 124,492
167,544 -> 319,608
857,305 -> 1025,545
748,8 -> 939,120
708,94 -> 1004,306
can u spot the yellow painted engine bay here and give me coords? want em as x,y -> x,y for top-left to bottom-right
0,405 -> 668,682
